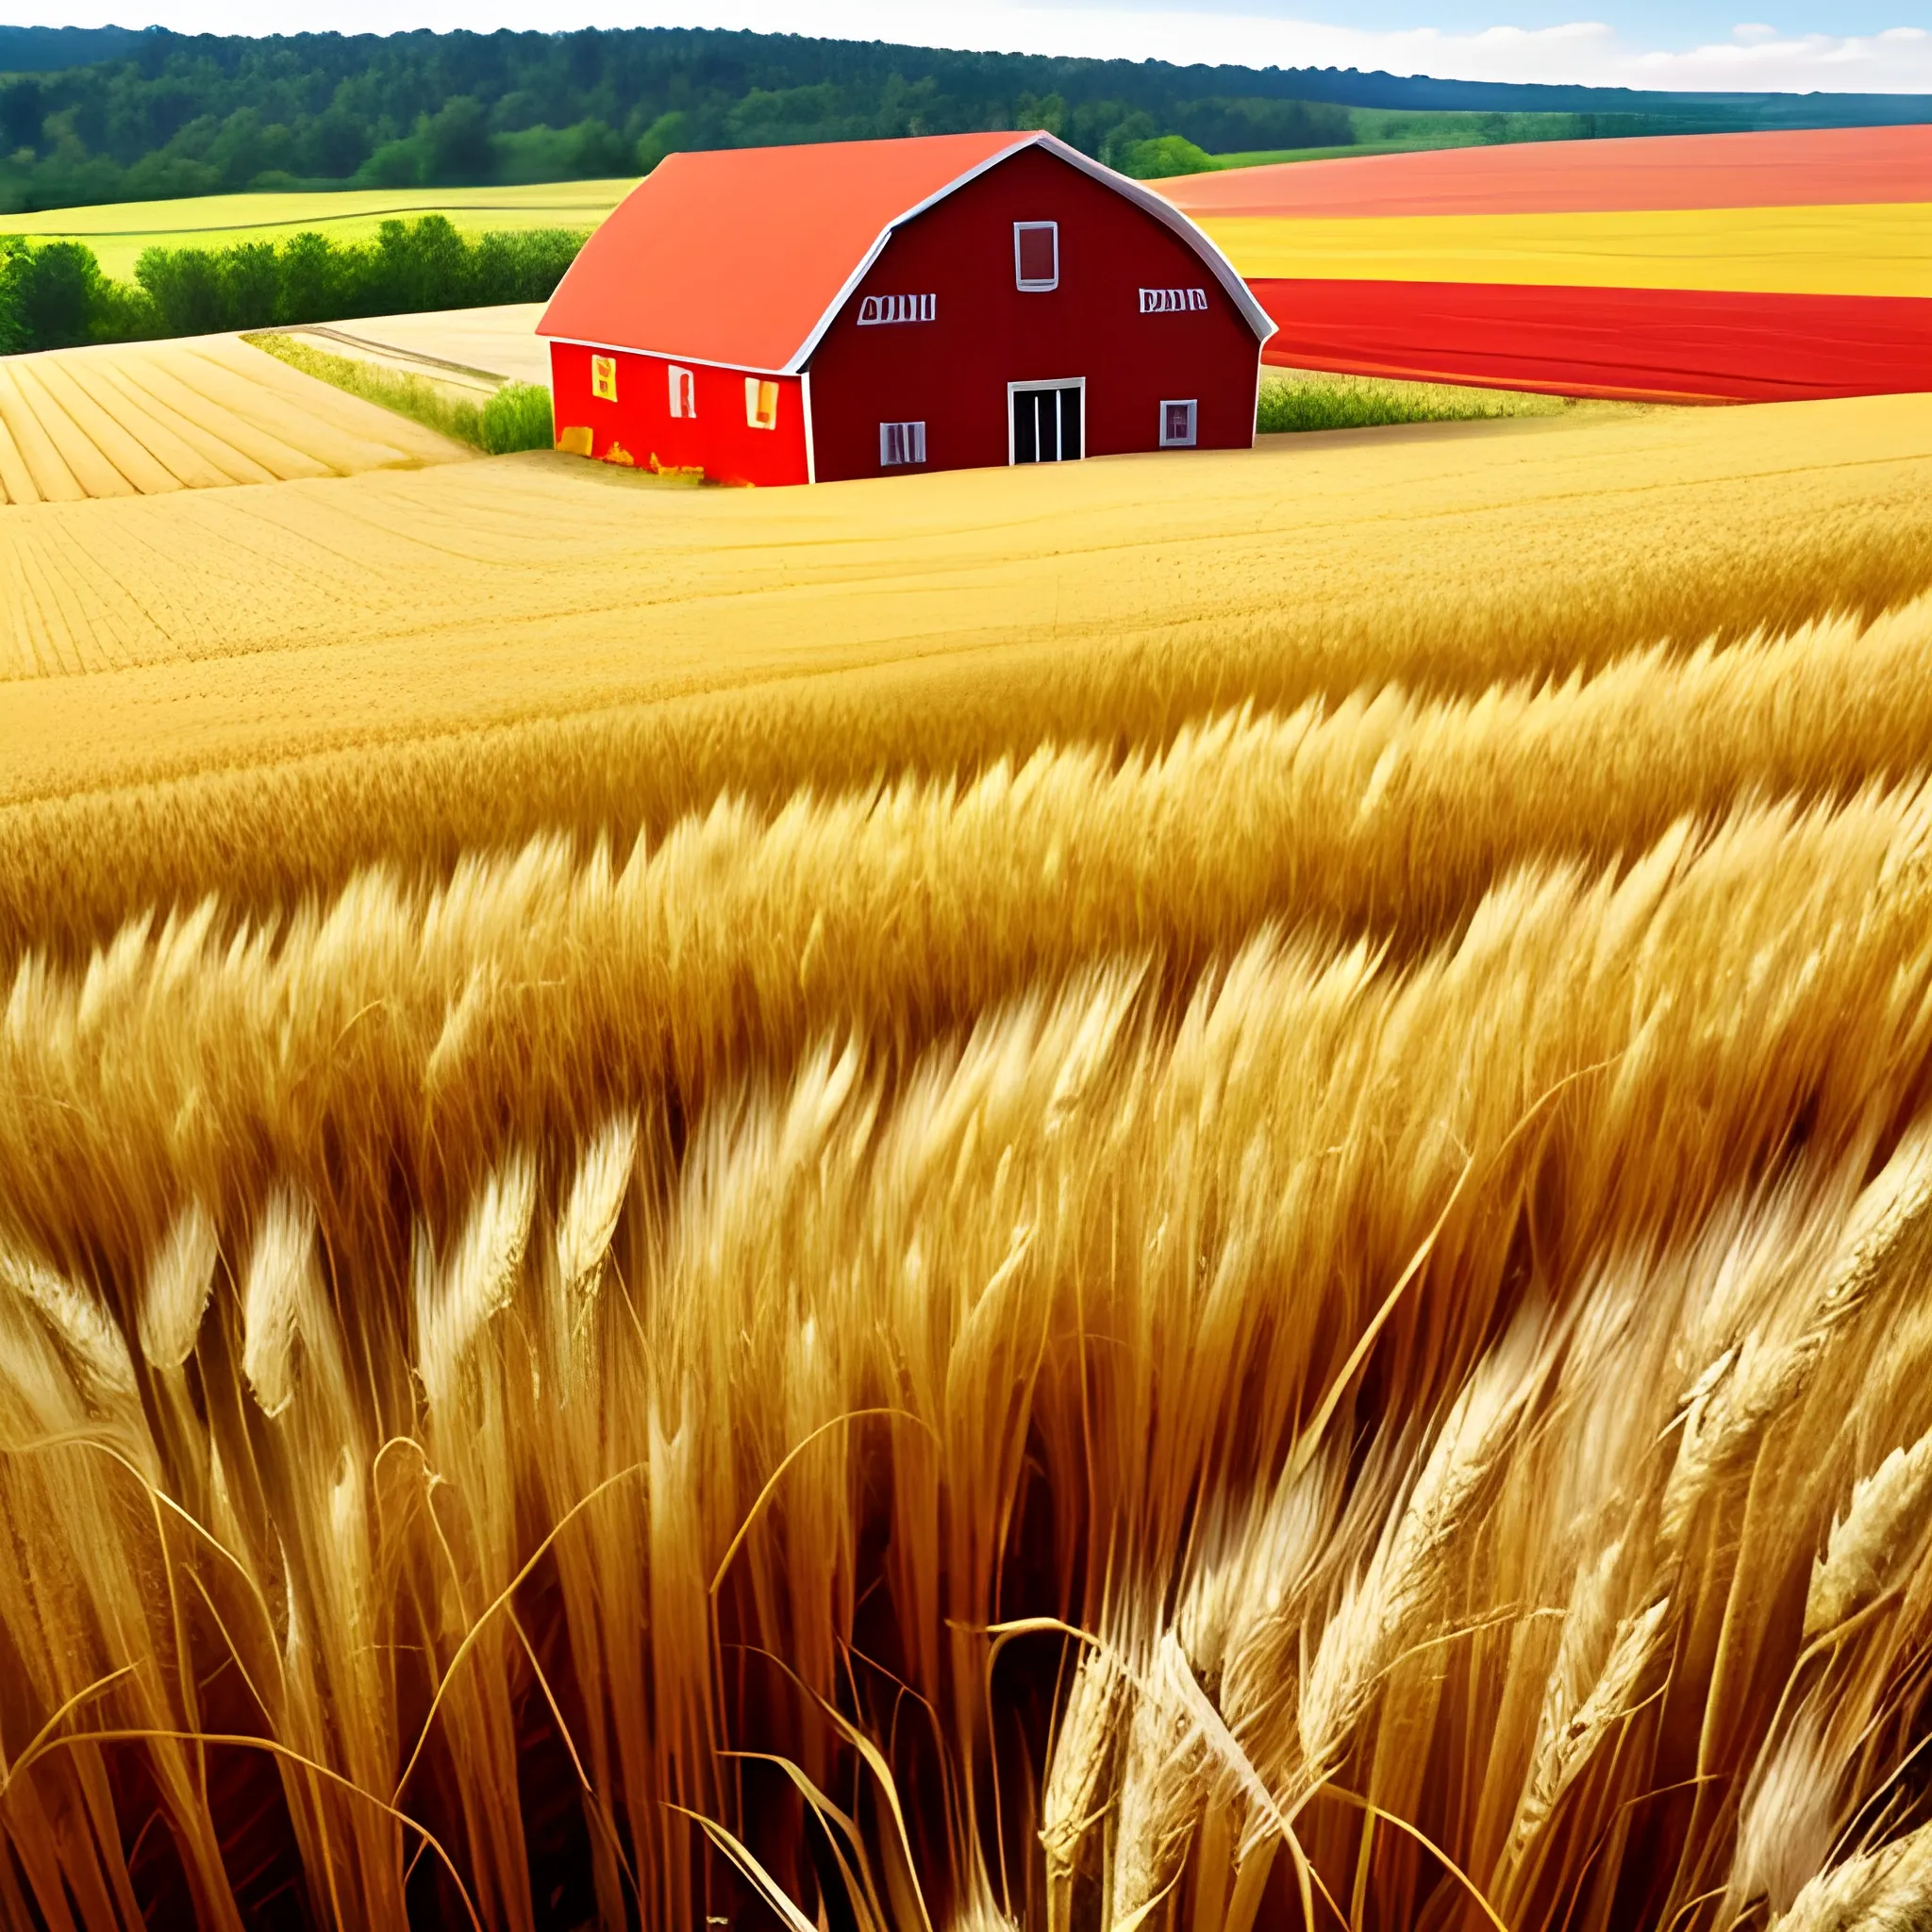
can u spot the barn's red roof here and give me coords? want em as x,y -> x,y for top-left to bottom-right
539,130 -> 1272,374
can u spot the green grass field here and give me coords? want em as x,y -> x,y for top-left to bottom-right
1203,107 -> 1698,173
0,178 -> 635,278
1257,364 -> 1640,433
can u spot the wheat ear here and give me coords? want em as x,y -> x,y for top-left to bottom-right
242,1186 -> 317,1418
1299,1314 -> 1549,1781
416,1148 -> 537,1413
0,1237 -> 136,1401
140,1197 -> 218,1370
1774,1821 -> 1932,1932
1807,1428 -> 1932,1640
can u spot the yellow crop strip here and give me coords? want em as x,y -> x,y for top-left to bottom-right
1200,199 -> 1932,296
0,178 -> 634,276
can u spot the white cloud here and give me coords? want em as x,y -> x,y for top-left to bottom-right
5,0 -> 1930,91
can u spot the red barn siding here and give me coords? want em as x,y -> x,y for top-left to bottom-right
548,341 -> 809,486
805,144 -> 1260,483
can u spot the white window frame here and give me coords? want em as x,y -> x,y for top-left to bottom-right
1158,399 -> 1198,449
1007,376 -> 1086,465
1139,287 -> 1209,313
879,420 -> 927,467
668,363 -> 696,418
858,292 -> 937,325
1013,221 -> 1059,291
745,376 -> 779,429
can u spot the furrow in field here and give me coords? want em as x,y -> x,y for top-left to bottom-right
25,357 -> 184,495
0,407 -> 33,505
89,358 -> 276,485
7,362 -> 139,497
58,354 -> 244,490
164,342 -> 438,474
111,352 -> 335,482
0,364 -> 86,502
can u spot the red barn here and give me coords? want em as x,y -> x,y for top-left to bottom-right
538,130 -> 1274,486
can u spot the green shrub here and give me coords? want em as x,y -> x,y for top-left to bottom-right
133,217 -> 588,337
0,235 -> 159,352
1111,134 -> 1216,179
480,381 -> 554,453
1256,369 -> 1569,434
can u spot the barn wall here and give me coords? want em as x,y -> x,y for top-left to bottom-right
804,145 -> 1261,484
548,341 -> 809,486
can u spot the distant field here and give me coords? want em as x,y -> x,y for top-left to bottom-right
0,178 -> 633,277
1202,105 -> 1714,171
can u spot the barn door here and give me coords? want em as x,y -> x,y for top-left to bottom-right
1009,381 -> 1084,464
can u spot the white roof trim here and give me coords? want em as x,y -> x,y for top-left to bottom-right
782,130 -> 1274,374
782,133 -> 1038,375
1036,135 -> 1277,346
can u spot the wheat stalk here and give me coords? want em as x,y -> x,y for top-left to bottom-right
1041,1643 -> 1126,1932
1663,1128 -> 1932,1552
1503,1531 -> 1670,1875
1299,1313 -> 1551,1782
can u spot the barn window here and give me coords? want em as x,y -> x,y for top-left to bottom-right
1139,288 -> 1208,313
858,293 -> 937,325
668,364 -> 696,418
1014,222 -> 1058,291
591,354 -> 617,401
1159,400 -> 1197,447
879,421 -> 927,467
745,378 -> 779,429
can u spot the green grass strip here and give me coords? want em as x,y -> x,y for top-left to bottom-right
245,330 -> 555,454
1257,367 -> 1578,434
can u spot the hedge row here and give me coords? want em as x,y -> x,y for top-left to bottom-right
0,215 -> 585,354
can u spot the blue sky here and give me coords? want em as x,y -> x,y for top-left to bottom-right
2,0 -> 1928,90
1286,1 -> 1914,33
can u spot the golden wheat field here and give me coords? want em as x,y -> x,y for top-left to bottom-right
0,335 -> 466,507
8,384 -> 1932,1932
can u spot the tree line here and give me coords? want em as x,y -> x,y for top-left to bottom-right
0,215 -> 582,353
0,24 -> 1824,216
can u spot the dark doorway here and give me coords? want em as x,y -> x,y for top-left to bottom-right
1010,382 -> 1083,463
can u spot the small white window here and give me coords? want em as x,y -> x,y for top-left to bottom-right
1014,222 -> 1058,291
745,377 -> 779,429
1159,399 -> 1197,448
668,364 -> 696,418
1138,288 -> 1208,313
591,353 -> 617,400
858,293 -> 937,325
879,421 -> 926,467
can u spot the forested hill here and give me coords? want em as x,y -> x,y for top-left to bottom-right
0,24 -> 1924,216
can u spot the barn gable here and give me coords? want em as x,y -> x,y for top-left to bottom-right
537,130 -> 1273,375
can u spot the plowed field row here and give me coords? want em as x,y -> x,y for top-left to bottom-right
0,337 -> 466,517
